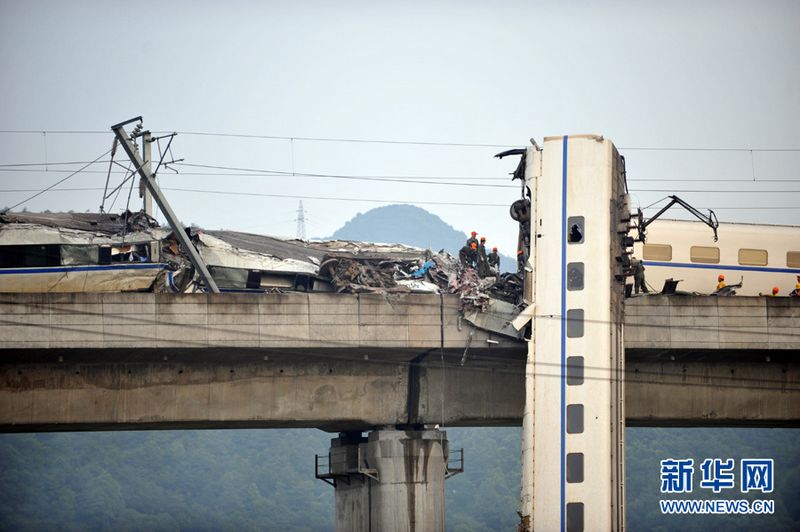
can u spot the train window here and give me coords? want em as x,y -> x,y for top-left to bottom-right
566,503 -> 584,532
642,243 -> 672,261
566,453 -> 584,483
567,404 -> 584,434
738,248 -> 768,266
567,216 -> 585,244
567,262 -> 584,291
788,251 -> 800,268
566,309 -> 584,338
690,246 -> 720,264
566,356 -> 584,385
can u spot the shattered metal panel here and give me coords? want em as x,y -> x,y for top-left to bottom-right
463,298 -> 523,339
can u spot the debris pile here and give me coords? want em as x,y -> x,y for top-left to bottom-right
489,272 -> 524,304
319,250 -> 461,294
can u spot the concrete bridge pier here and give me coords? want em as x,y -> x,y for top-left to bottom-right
323,428 -> 452,532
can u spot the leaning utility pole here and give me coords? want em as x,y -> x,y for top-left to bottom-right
140,130 -> 154,217
111,117 -> 219,293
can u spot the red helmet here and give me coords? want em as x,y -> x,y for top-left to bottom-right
492,247 -> 497,252
471,231 -> 477,236
772,287 -> 779,295
718,274 -> 725,281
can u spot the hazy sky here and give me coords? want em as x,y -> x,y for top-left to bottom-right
1,0 -> 798,254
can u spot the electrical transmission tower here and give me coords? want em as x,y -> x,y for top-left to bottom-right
295,200 -> 307,240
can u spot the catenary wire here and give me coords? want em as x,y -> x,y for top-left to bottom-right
3,129 -> 800,152
0,149 -> 112,213
1,186 -> 799,210
2,160 -> 799,183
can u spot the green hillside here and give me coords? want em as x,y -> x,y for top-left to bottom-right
1,428 -> 797,531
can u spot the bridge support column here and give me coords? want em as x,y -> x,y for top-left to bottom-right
326,429 -> 451,532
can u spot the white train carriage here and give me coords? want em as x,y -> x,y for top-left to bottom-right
633,220 -> 800,296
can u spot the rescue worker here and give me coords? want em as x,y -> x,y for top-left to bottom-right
759,287 -> 780,297
716,274 -> 726,291
458,244 -> 471,268
466,231 -> 479,250
477,237 -> 490,277
517,249 -> 526,273
468,241 -> 479,269
790,283 -> 800,297
487,247 -> 500,271
631,256 -> 648,294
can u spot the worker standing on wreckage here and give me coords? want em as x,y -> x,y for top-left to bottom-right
477,236 -> 491,277
488,246 -> 500,274
459,241 -> 479,269
466,231 -> 479,250
460,231 -> 483,270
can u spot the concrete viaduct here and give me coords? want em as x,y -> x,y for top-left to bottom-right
1,292 -> 797,432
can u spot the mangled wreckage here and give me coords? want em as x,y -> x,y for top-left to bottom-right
0,210 -> 525,338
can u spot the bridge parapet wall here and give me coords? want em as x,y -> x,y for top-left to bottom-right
624,295 -> 800,351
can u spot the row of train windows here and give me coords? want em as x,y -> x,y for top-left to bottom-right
643,244 -> 800,268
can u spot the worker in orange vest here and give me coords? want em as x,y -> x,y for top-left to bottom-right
466,231 -> 479,250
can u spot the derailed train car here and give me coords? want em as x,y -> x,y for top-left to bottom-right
0,211 -> 473,298
633,219 -> 800,296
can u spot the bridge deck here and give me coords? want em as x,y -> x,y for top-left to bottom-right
0,293 -> 797,431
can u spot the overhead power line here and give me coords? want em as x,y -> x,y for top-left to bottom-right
0,149 -> 112,213
1,162 -> 798,192
2,129 -> 800,152
1,186 -> 799,210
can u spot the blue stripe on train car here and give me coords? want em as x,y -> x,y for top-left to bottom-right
559,134 -> 569,532
0,264 -> 166,275
643,261 -> 800,274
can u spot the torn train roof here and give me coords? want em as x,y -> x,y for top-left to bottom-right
0,211 -> 169,246
1,211 -> 438,276
201,229 -> 430,274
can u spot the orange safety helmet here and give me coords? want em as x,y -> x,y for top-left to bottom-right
480,236 -> 486,242
772,287 -> 779,296
470,242 -> 477,250
718,274 -> 725,282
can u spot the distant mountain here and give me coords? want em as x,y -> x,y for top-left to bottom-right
328,204 -> 514,272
